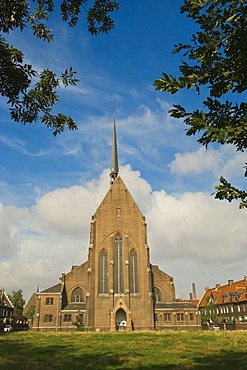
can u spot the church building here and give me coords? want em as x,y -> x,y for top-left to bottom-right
25,120 -> 200,331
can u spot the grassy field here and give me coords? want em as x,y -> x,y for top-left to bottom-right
0,330 -> 247,369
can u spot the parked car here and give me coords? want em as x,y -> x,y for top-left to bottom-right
211,324 -> 220,330
3,325 -> 12,332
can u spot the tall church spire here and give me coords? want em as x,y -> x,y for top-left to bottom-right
110,116 -> 119,184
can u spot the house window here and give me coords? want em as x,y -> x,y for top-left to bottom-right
78,314 -> 84,323
129,249 -> 139,293
63,314 -> 72,322
164,313 -> 171,321
71,287 -> 83,303
177,313 -> 184,321
114,233 -> 123,293
45,297 -> 54,305
189,313 -> 194,321
222,294 -> 228,302
153,287 -> 161,303
44,314 -> 53,323
99,249 -> 108,294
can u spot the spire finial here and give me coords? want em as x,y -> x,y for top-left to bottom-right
110,116 -> 119,184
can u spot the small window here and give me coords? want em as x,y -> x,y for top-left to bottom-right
63,314 -> 72,322
222,294 -> 228,303
45,297 -> 54,305
164,313 -> 171,321
116,206 -> 121,217
78,314 -> 84,323
44,314 -> 53,323
189,313 -> 194,321
177,313 -> 184,321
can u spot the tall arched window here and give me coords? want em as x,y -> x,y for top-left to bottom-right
153,287 -> 161,303
99,249 -> 108,294
129,249 -> 139,293
114,233 -> 123,293
71,287 -> 83,302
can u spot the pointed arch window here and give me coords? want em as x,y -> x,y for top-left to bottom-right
99,249 -> 108,294
114,233 -> 123,293
129,249 -> 139,293
71,287 -> 83,303
153,287 -> 161,303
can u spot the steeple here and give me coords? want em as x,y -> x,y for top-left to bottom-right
110,116 -> 119,184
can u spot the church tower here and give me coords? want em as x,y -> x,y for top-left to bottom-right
26,118 -> 191,332
86,119 -> 154,330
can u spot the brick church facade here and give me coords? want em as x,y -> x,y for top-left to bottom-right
25,120 -> 200,331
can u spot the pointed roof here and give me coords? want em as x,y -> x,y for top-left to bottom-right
0,289 -> 14,308
96,175 -> 144,220
110,116 -> 119,184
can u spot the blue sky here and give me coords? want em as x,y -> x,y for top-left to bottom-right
1,0 -> 247,302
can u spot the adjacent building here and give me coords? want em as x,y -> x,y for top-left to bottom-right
0,289 -> 14,329
198,276 -> 247,327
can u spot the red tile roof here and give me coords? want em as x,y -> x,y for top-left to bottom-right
198,277 -> 247,308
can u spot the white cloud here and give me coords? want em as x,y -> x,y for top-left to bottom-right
1,166 -> 247,301
169,145 -> 246,183
147,190 -> 247,263
170,147 -> 221,175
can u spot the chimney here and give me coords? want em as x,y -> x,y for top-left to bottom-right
189,293 -> 193,300
60,272 -> 65,283
228,279 -> 234,286
244,275 -> 247,291
215,284 -> 220,289
192,283 -> 197,300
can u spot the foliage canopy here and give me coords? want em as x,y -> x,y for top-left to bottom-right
8,289 -> 25,319
0,0 -> 119,135
154,0 -> 247,208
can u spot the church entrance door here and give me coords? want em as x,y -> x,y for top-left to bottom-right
115,308 -> 126,330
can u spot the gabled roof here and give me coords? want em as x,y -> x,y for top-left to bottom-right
62,303 -> 86,311
151,264 -> 174,280
39,261 -> 89,295
41,283 -> 62,294
95,175 -> 144,218
198,277 -> 247,308
0,289 -> 14,308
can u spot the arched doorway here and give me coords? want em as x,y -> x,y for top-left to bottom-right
115,308 -> 126,330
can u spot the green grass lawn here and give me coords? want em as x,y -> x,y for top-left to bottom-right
1,330 -> 247,369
